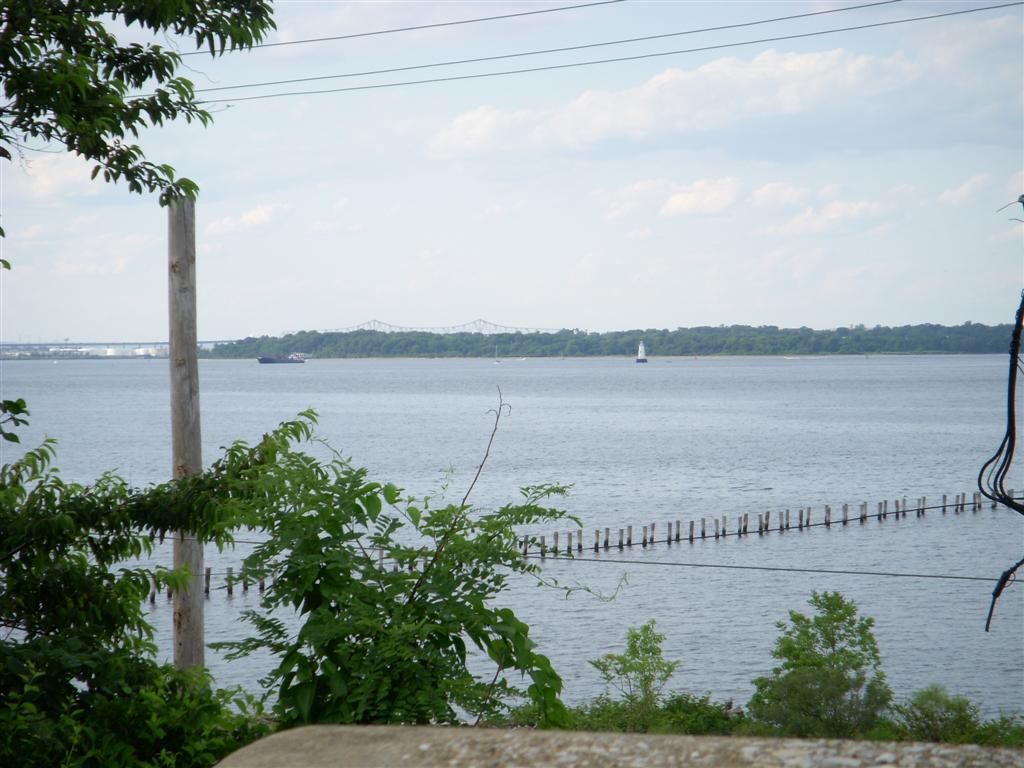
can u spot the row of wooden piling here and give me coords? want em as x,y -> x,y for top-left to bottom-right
523,490 -> 1009,558
147,490 -> 1009,602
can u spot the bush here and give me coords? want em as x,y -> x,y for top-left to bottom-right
660,693 -> 740,735
214,408 -> 573,728
0,433 -> 269,768
893,685 -> 1024,747
589,619 -> 679,731
895,685 -> 983,743
748,591 -> 892,738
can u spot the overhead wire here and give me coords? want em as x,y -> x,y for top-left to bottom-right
193,0 -> 906,95
180,0 -> 626,56
194,1 -> 1023,104
978,280 -> 1024,631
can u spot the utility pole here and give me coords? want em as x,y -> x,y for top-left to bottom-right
168,198 -> 204,669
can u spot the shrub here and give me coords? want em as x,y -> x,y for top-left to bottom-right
660,693 -> 740,735
586,620 -> 679,732
215,408 -> 573,728
748,591 -> 892,738
0,432 -> 269,768
894,685 -> 1024,747
895,685 -> 983,743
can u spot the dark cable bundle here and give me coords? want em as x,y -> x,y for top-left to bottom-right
978,288 -> 1024,630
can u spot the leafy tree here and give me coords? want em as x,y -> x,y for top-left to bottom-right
0,0 -> 275,224
215,408 -> 573,728
0,425 -> 271,766
587,620 -> 680,731
748,591 -> 892,738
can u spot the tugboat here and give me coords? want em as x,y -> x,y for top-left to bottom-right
636,341 -> 648,364
257,353 -> 306,364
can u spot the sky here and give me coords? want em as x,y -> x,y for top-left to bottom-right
1,0 -> 1022,342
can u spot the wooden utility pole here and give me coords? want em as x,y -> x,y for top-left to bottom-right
168,198 -> 204,669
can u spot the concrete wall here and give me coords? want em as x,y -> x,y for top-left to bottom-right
218,725 -> 1024,768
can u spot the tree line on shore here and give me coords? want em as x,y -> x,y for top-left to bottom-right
208,322 -> 1013,359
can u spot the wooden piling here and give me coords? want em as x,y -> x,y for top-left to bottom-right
594,529 -> 600,552
942,494 -> 947,514
765,510 -> 771,530
651,522 -> 656,545
627,525 -> 633,546
640,525 -> 646,547
714,518 -> 720,540
785,509 -> 791,530
578,529 -> 583,553
604,527 -> 611,550
701,518 -> 706,539
798,508 -> 804,530
688,521 -> 694,542
226,567 -> 233,596
566,531 -> 573,554
149,576 -> 157,605
825,505 -> 831,527
675,520 -> 681,542
743,513 -> 749,534
203,567 -> 211,598
540,535 -> 547,558
552,532 -> 559,556
757,513 -> 764,535
618,529 -> 624,550
258,577 -> 265,593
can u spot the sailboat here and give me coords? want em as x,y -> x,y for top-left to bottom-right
636,341 -> 648,364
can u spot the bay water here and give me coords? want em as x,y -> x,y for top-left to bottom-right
3,355 -> 1022,714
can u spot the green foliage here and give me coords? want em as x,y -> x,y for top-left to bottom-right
0,415 -> 274,767
0,397 -> 29,442
748,591 -> 892,738
211,408 -> 572,727
590,619 -> 679,730
0,1 -> 274,206
891,685 -> 1024,746
2,661 -> 269,768
895,685 -> 983,743
207,322 -> 1014,360
660,693 -> 741,735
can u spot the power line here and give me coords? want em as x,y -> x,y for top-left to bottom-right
197,2 -> 1023,104
194,0 -> 905,95
524,554 -> 999,582
180,0 -> 625,57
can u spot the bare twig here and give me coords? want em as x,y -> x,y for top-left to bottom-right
407,389 -> 508,601
461,389 -> 509,508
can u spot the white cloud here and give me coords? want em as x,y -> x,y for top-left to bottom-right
938,174 -> 991,205
750,182 -> 809,208
49,234 -> 151,276
818,184 -> 841,199
765,199 -> 883,235
596,179 -> 673,219
431,48 -> 917,157
204,203 -> 287,236
1005,170 -> 1023,199
660,177 -> 740,217
626,228 -> 653,241
12,154 -> 100,200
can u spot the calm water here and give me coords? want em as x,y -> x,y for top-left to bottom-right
3,355 -> 1022,714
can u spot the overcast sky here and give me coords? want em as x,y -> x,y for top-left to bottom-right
2,0 -> 1021,342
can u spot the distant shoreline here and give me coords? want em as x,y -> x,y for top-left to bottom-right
204,322 -> 1014,360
